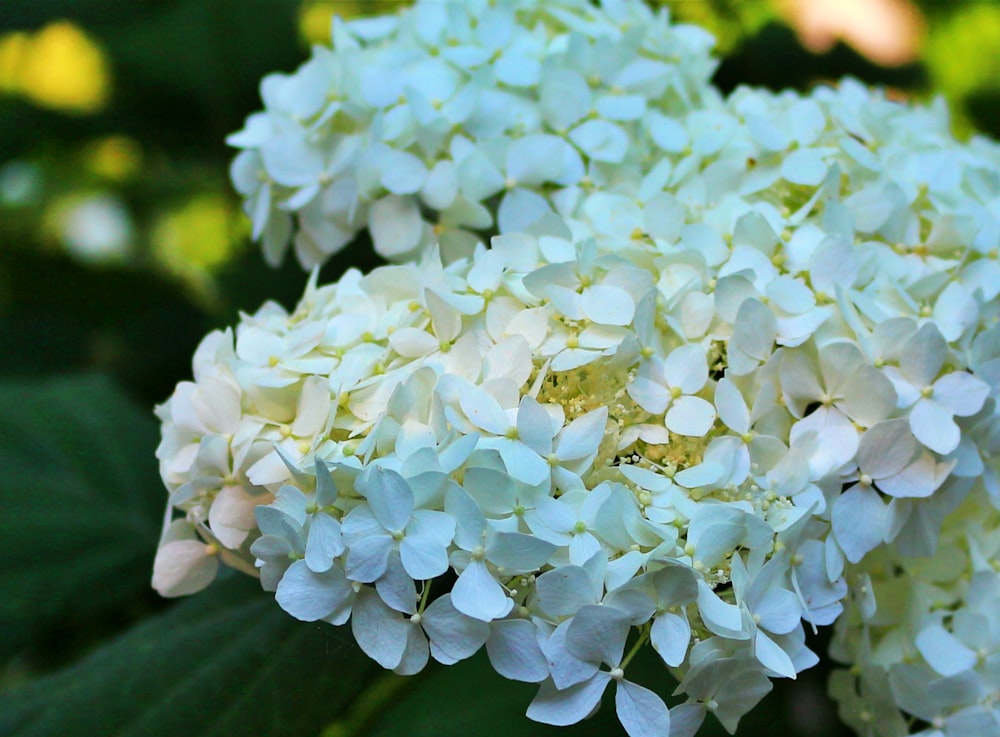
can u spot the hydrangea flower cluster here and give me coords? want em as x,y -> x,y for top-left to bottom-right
829,486 -> 1000,737
155,199 -> 998,734
227,0 -> 716,266
153,1 -> 1000,735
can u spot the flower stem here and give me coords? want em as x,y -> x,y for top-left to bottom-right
620,623 -> 651,671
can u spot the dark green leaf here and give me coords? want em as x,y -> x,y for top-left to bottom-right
0,374 -> 163,656
0,574 -> 381,737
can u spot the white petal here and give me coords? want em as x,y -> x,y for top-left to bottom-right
345,534 -> 393,583
933,371 -> 990,417
580,285 -> 635,326
789,407 -> 858,478
487,532 -> 556,573
380,149 -> 428,195
569,119 -> 628,163
351,588 -> 409,669
393,622 -> 430,676
497,439 -> 550,487
275,559 -> 350,621
507,135 -> 566,185
668,703 -> 706,737
460,386 -> 511,435
208,484 -> 259,549
497,188 -> 551,233
651,613 -> 690,667
696,581 -> 747,639
388,328 -> 438,357
902,323 -> 946,387
715,378 -> 749,434
495,54 -> 541,87
753,587 -> 801,635
527,674 -> 611,727
616,680 -> 671,737
663,344 -> 708,394
665,396 -> 717,437
877,450 -> 948,499
857,418 -> 918,479
375,553 -> 417,615
555,406 -> 609,461
400,533 -> 449,580
536,565 -> 595,617
365,467 -> 413,532
916,624 -> 978,677
627,377 -> 669,415
673,461 -> 725,489
451,560 -> 511,622
305,513 -> 344,572
422,594 -> 491,662
754,631 -> 797,678
486,618 -> 549,682
518,395 -> 555,456
566,604 -> 630,666
910,399 -> 960,455
832,484 -> 887,564
781,149 -> 827,186
152,539 -> 218,597
369,195 -> 423,258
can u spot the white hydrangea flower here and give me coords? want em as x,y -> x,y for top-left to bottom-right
155,199 -> 1000,734
829,486 -> 1000,737
168,15 -> 1000,733
227,0 -> 717,267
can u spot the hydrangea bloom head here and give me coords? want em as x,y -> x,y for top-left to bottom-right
155,165 -> 999,735
228,0 -> 716,267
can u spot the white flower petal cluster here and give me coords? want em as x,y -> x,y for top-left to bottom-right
829,486 -> 1000,737
154,195 -> 1000,733
227,0 -> 716,267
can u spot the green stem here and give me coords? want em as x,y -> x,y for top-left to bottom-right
620,623 -> 651,671
418,579 -> 432,614
320,670 -> 412,737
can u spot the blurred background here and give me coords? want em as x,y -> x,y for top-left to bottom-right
0,1 -> 996,736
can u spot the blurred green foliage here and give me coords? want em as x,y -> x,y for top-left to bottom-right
0,0 -> 997,735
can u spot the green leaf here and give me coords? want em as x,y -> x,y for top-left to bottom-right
0,374 -> 163,656
0,575 -> 382,737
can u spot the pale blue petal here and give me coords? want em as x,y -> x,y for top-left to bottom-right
305,513 -> 344,572
276,559 -> 351,621
916,624 -> 978,676
696,581 -> 748,639
651,613 -> 690,667
375,552 -> 417,615
933,371 -> 990,416
566,604 -> 631,666
345,534 -> 393,583
665,396 -> 716,437
668,703 -> 706,737
487,532 -> 556,573
393,623 -> 430,676
486,618 -> 549,682
452,559 -> 511,622
422,594 -> 491,662
910,399 -> 960,455
556,406 -> 609,461
351,588 -> 409,669
536,565 -> 595,617
754,630 -> 797,678
400,533 -> 450,580
517,395 -> 555,456
832,484 -> 887,564
616,680 -> 671,737
364,466 -> 414,532
527,674 -> 611,726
